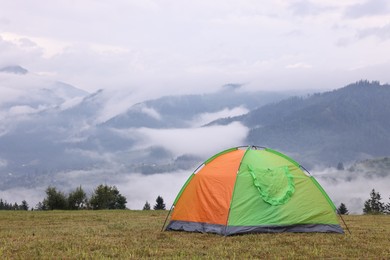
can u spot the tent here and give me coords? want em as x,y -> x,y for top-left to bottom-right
165,146 -> 344,235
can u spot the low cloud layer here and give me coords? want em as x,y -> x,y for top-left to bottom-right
313,168 -> 390,214
190,106 -> 249,127
116,171 -> 190,210
0,168 -> 194,210
1,164 -> 389,214
134,122 -> 249,158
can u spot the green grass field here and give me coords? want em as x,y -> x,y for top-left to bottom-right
0,210 -> 389,259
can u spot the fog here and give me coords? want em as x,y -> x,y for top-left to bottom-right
313,167 -> 390,214
0,119 -> 250,209
0,170 -> 190,210
134,122 -> 249,158
115,171 -> 190,210
1,163 -> 389,214
189,106 -> 249,127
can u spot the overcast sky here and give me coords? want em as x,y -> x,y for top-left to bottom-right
1,0 -> 390,96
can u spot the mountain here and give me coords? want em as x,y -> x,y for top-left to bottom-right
0,78 -> 292,189
0,65 -> 28,75
104,85 -> 290,129
0,67 -> 89,112
348,157 -> 390,179
0,73 -> 92,181
2,74 -> 390,192
1,74 -> 389,211
210,80 -> 390,167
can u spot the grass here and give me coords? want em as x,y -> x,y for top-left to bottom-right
0,210 -> 389,259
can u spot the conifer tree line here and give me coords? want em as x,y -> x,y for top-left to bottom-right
0,199 -> 29,211
362,189 -> 389,214
1,184 -> 167,211
2,186 -> 388,213
337,188 -> 390,215
35,184 -> 128,210
142,195 -> 166,210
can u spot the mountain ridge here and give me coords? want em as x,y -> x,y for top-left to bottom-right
208,80 -> 390,167
1,77 -> 390,190
0,65 -> 28,75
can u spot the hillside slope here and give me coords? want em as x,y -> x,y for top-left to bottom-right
211,81 -> 390,167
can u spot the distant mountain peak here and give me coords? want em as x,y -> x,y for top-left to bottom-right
222,83 -> 242,91
346,80 -> 385,88
0,65 -> 28,75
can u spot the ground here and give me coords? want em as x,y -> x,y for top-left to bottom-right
0,210 -> 389,259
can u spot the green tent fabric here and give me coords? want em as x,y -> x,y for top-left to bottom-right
166,146 -> 344,235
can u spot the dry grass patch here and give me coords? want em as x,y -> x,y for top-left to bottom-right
0,211 -> 389,259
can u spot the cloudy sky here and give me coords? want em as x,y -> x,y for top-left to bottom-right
1,0 -> 390,211
1,0 -> 390,96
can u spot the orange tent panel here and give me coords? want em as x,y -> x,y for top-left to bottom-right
171,149 -> 245,225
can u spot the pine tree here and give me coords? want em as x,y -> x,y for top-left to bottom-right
68,186 -> 87,210
153,196 -> 166,210
363,189 -> 384,214
89,184 -> 127,210
337,203 -> 349,215
35,202 -> 46,211
385,197 -> 390,215
43,186 -> 68,210
20,200 -> 29,211
143,201 -> 151,210
336,162 -> 344,171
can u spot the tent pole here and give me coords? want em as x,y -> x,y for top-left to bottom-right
338,212 -> 351,234
161,205 -> 174,232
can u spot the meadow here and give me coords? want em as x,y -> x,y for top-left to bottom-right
0,210 -> 389,259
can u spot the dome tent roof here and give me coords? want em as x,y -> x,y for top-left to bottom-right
165,146 -> 343,235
